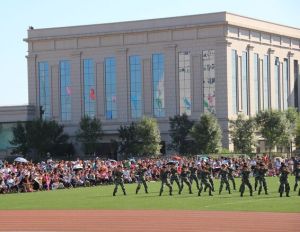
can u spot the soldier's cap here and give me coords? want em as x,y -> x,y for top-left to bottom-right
117,165 -> 122,168
182,165 -> 187,168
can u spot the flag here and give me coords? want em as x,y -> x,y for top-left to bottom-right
90,88 -> 96,100
66,86 -> 71,96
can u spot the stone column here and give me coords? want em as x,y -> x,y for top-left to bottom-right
247,44 -> 255,116
116,48 -> 128,122
143,58 -> 152,116
191,54 -> 202,118
163,44 -> 177,117
70,51 -> 82,123
268,48 -> 275,109
288,51 -> 295,107
26,54 -> 39,118
96,61 -> 105,120
51,64 -> 60,121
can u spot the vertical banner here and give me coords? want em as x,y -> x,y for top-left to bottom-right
202,50 -> 215,114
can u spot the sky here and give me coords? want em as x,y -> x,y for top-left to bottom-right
0,0 -> 299,106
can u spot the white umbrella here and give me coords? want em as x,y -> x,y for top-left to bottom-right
14,157 -> 28,163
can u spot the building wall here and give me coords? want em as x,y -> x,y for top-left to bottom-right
25,12 -> 300,152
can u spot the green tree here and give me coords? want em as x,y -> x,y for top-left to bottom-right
255,109 -> 293,152
229,114 -> 257,153
190,113 -> 222,154
10,122 -> 28,155
118,122 -> 140,158
10,119 -> 70,158
295,114 -> 300,149
118,117 -> 162,158
136,116 -> 162,156
76,116 -> 103,154
168,114 -> 194,154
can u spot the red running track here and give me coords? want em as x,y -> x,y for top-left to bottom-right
0,210 -> 299,232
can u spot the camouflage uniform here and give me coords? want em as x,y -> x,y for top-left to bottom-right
113,169 -> 126,196
179,167 -> 192,194
293,165 -> 300,192
227,166 -> 236,190
218,167 -> 231,194
253,165 -> 260,191
135,167 -> 148,194
204,166 -> 215,192
198,167 -> 213,196
257,165 -> 268,195
279,167 -> 290,197
159,168 -> 173,196
170,166 -> 181,193
239,167 -> 253,197
189,165 -> 200,190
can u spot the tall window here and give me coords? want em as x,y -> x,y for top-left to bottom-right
38,62 -> 51,119
231,50 -> 238,114
179,52 -> 191,115
129,55 -> 142,118
274,57 -> 280,110
283,58 -> 289,110
263,55 -> 270,110
295,60 -> 299,109
83,59 -> 96,117
253,53 -> 260,113
242,52 -> 248,115
152,53 -> 165,117
60,60 -> 71,121
105,57 -> 117,119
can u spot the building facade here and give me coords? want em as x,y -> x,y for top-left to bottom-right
24,12 -> 300,153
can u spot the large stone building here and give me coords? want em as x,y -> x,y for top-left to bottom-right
1,11 -> 300,155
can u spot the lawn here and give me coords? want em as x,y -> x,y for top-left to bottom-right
0,177 -> 299,212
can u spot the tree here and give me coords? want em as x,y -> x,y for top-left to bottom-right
76,116 -> 103,154
229,114 -> 257,153
10,122 -> 28,155
118,122 -> 140,158
118,117 -> 162,158
168,114 -> 194,154
10,119 -> 70,158
255,109 -> 294,152
136,116 -> 162,156
295,115 -> 300,149
190,113 -> 222,154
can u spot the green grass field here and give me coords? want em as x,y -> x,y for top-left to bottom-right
0,177 -> 299,212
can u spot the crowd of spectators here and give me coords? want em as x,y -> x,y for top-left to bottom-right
0,154 -> 298,194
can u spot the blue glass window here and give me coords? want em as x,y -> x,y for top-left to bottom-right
231,50 -> 238,114
152,53 -> 165,117
283,59 -> 289,110
242,52 -> 248,115
38,62 -> 51,119
263,55 -> 270,110
253,53 -> 260,113
179,52 -> 191,115
83,59 -> 96,117
274,57 -> 280,110
105,57 -> 117,119
130,55 -> 142,118
60,60 -> 71,121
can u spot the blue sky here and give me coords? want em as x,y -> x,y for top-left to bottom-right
0,0 -> 299,106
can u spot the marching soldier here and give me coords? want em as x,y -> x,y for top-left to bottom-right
253,163 -> 260,191
198,165 -> 213,196
159,166 -> 173,196
257,163 -> 268,195
279,163 -> 290,197
218,164 -> 231,195
204,163 -> 215,192
189,162 -> 200,190
170,163 -> 181,193
293,163 -> 300,192
239,163 -> 253,197
179,165 -> 193,194
227,162 -> 236,191
112,165 -> 127,196
135,163 -> 148,194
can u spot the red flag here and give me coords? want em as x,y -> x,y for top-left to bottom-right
89,88 -> 96,100
66,86 -> 71,96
